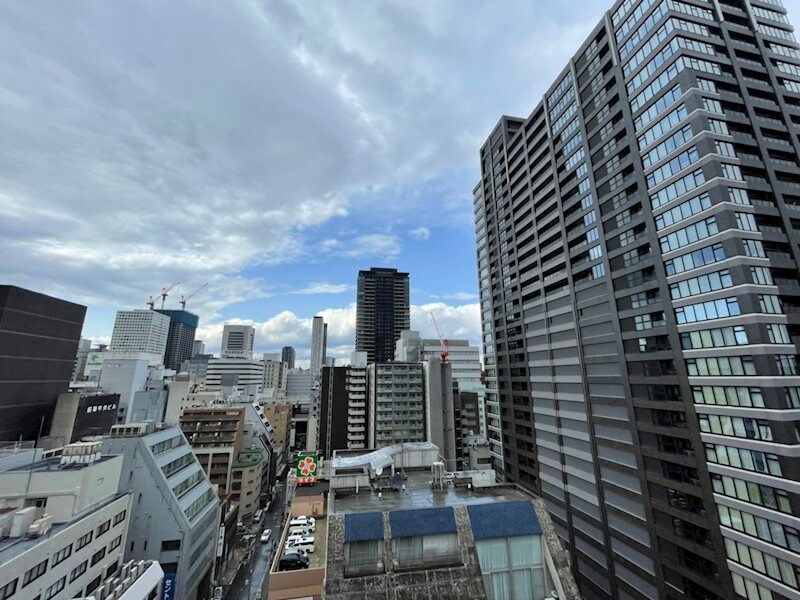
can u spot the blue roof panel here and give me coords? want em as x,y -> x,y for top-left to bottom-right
467,501 -> 541,540
344,512 -> 384,543
389,506 -> 457,538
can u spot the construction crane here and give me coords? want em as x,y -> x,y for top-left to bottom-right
159,282 -> 180,310
180,283 -> 208,310
428,311 -> 449,365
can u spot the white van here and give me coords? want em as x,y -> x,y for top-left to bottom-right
286,531 -> 312,544
285,536 -> 315,555
289,516 -> 315,531
288,524 -> 313,537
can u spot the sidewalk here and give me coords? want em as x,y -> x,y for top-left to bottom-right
220,544 -> 252,586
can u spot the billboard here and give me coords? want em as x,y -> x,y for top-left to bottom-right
162,572 -> 177,600
295,452 -> 319,485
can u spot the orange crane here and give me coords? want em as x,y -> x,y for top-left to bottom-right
180,283 -> 208,310
159,282 -> 180,310
429,311 -> 449,365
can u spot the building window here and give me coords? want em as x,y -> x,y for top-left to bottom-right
96,520 -> 111,538
22,560 -> 48,588
91,548 -> 106,567
52,543 -> 73,566
0,580 -> 17,600
69,561 -> 88,583
113,510 -> 127,526
43,577 -> 65,600
109,535 -> 123,552
475,536 -> 546,600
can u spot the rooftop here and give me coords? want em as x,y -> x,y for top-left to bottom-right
331,469 -> 531,514
3,455 -> 116,474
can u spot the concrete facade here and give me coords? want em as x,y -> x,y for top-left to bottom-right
205,358 -> 264,390
109,310 -> 169,359
310,316 -> 327,381
220,325 -> 254,359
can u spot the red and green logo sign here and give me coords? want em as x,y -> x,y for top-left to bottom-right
296,453 -> 318,484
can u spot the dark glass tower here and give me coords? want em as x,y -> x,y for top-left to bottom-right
0,285 -> 86,441
475,2 -> 800,599
156,309 -> 199,371
281,346 -> 296,369
355,267 -> 410,363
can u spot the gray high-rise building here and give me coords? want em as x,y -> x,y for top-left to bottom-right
355,267 -> 410,363
0,285 -> 86,441
156,309 -> 199,371
310,316 -> 327,378
281,345 -> 296,369
476,2 -> 800,600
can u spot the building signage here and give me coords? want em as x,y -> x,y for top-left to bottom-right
295,452 -> 319,485
162,572 -> 177,600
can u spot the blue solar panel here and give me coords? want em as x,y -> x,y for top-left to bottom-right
389,506 -> 457,538
344,512 -> 384,542
467,501 -> 541,540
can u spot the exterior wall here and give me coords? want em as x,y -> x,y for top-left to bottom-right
368,363 -> 427,448
475,2 -> 800,599
0,494 -> 131,600
102,428 -> 218,600
281,347 -> 296,370
310,316 -> 327,380
205,358 -> 264,389
99,358 -> 151,422
221,325 -> 255,359
231,449 -> 264,520
320,366 -> 368,458
110,310 -> 170,357
0,285 -> 86,441
181,407 -> 245,495
156,310 -> 199,372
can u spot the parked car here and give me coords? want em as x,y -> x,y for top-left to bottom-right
279,553 -> 309,571
287,525 -> 313,538
286,531 -> 312,545
253,509 -> 263,523
289,516 -> 315,530
285,536 -> 315,555
260,530 -> 272,544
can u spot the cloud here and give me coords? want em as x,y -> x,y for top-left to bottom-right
409,227 -> 430,240
443,291 -> 477,301
195,300 -> 480,361
292,282 -> 352,295
320,233 -> 401,260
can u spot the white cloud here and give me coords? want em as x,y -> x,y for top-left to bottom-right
293,282 -> 352,295
409,227 -> 430,240
320,233 -> 401,260
443,291 -> 477,301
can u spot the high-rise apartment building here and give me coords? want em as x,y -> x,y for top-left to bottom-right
319,364 -> 368,456
281,346 -> 296,369
310,316 -> 327,378
220,324 -> 255,359
355,268 -> 410,363
156,309 -> 199,371
0,285 -> 86,441
475,2 -> 800,599
109,309 -> 170,360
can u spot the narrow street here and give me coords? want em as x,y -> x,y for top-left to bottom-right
225,483 -> 287,600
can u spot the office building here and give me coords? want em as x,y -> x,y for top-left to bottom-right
310,316 -> 327,379
180,406 -> 246,497
263,356 -> 288,391
262,403 -> 292,476
221,324 -> 255,359
281,346 -> 296,369
320,363 -> 368,457
0,442 -> 131,600
192,340 -> 206,357
37,391 -> 120,449
72,338 -> 92,382
103,423 -> 218,600
321,442 -> 580,600
355,268 -> 410,363
0,285 -> 86,441
181,354 -> 212,382
205,357 -> 264,390
109,309 -> 170,360
475,2 -> 800,599
156,309 -> 200,371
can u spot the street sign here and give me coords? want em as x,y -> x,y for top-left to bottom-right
295,452 -> 319,485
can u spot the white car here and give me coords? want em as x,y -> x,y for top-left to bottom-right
260,530 -> 272,544
289,516 -> 315,531
286,531 -> 313,544
285,536 -> 315,555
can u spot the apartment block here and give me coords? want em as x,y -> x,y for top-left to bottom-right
180,406 -> 245,496
319,364 -> 368,457
475,1 -> 800,599
356,268 -> 410,363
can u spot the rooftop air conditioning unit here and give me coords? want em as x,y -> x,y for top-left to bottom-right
28,514 -> 54,537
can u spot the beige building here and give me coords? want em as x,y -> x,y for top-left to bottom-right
231,446 -> 264,521
263,402 -> 292,474
180,407 -> 245,495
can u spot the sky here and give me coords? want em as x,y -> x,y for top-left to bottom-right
2,1 -> 800,367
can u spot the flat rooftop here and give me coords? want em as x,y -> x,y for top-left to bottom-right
331,469 -> 531,514
271,515 -> 328,572
3,455 -> 116,473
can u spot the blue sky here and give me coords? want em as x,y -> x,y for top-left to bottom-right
2,0 -> 800,366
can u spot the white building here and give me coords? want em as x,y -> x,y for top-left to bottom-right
262,356 -> 287,392
0,443 -> 132,600
221,325 -> 255,359
205,358 -> 264,390
80,560 -> 164,600
110,310 -> 170,360
309,316 -> 327,380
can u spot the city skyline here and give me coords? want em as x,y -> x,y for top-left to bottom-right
6,2 -> 798,366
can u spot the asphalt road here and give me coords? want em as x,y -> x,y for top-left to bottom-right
225,483 -> 287,600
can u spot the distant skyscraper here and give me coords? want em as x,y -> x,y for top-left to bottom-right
310,316 -> 327,377
110,309 -> 170,359
355,267 -> 410,363
156,309 -> 199,371
192,339 -> 206,357
221,324 -> 255,359
0,285 -> 86,441
475,2 -> 800,598
281,346 -> 296,369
